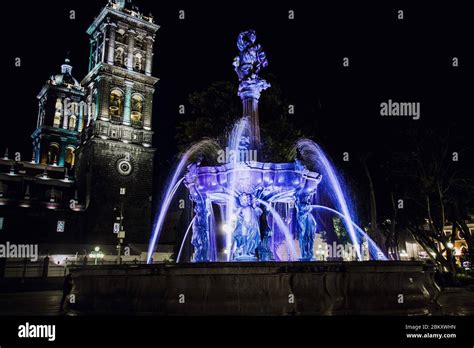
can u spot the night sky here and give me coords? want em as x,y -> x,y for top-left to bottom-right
3,0 -> 472,191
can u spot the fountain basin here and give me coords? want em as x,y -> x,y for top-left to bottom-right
185,161 -> 322,201
67,261 -> 439,315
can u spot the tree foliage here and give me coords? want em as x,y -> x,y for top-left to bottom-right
360,128 -> 474,272
175,77 -> 306,162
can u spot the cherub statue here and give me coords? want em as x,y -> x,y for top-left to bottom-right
233,30 -> 268,82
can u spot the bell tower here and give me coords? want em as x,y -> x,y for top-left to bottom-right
76,0 -> 159,245
32,58 -> 85,168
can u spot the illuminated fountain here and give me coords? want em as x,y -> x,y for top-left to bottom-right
70,30 -> 439,316
147,30 -> 386,263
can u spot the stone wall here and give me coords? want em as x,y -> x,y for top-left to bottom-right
68,261 -> 440,315
76,137 -> 155,245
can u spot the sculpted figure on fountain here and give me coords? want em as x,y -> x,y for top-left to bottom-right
295,194 -> 317,261
232,193 -> 262,261
191,199 -> 210,262
233,30 -> 270,99
186,163 -> 210,262
257,206 -> 274,261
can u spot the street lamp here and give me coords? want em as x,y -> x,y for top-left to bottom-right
114,201 -> 126,265
89,246 -> 104,265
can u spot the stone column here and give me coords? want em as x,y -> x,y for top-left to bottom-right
143,88 -> 153,130
37,101 -> 42,128
106,23 -> 116,65
86,83 -> 94,126
62,100 -> 69,129
96,78 -> 109,122
88,39 -> 94,71
100,30 -> 106,63
144,35 -> 154,76
123,81 -> 134,126
241,92 -> 261,148
238,81 -> 269,156
93,34 -> 99,67
126,29 -> 136,71
78,102 -> 83,132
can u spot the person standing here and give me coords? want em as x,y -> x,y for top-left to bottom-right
59,273 -> 73,312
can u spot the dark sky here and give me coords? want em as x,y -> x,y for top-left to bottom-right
2,0 -> 472,174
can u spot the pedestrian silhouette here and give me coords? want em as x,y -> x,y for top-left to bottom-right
59,273 -> 74,312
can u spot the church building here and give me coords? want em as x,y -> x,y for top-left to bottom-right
0,0 -> 160,259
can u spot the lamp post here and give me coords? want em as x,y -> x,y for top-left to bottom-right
116,203 -> 125,265
90,246 -> 104,265
116,188 -> 126,265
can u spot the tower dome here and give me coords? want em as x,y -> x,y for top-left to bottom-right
51,58 -> 81,90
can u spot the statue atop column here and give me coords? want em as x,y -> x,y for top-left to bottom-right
233,30 -> 270,154
233,30 -> 270,100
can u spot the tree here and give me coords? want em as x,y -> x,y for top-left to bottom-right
175,81 -> 240,152
359,153 -> 388,256
355,127 -> 474,269
176,77 -> 307,162
389,128 -> 474,273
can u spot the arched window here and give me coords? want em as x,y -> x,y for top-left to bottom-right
109,89 -> 124,121
131,94 -> 143,126
48,143 -> 60,165
68,115 -> 77,130
63,97 -> 72,129
114,47 -> 124,66
133,53 -> 143,72
68,102 -> 78,130
135,39 -> 144,50
72,101 -> 79,115
65,147 -> 75,169
116,30 -> 126,44
54,98 -> 62,128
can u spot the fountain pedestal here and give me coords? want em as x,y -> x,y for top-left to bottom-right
68,261 -> 440,315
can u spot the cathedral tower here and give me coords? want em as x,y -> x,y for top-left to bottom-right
32,58 -> 85,168
76,0 -> 159,245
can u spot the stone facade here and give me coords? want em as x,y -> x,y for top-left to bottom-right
76,2 -> 159,244
75,138 -> 155,244
0,1 -> 159,248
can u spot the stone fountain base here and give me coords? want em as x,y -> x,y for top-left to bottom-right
67,261 -> 440,315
